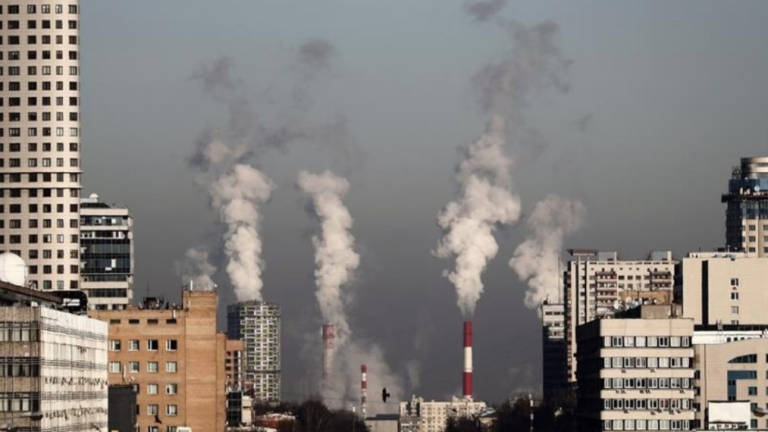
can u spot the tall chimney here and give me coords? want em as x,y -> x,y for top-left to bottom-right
361,364 -> 368,419
463,321 -> 473,399
322,324 -> 335,380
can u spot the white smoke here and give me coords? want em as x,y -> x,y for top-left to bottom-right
298,171 -> 359,344
509,195 -> 585,309
210,164 -> 275,301
175,247 -> 217,291
434,116 -> 521,317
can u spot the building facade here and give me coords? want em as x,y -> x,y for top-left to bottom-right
575,305 -> 695,432
565,250 -> 676,383
79,193 -> 133,310
399,395 -> 487,432
678,252 -> 768,326
227,301 -> 280,402
722,156 -> 768,256
542,301 -> 568,399
0,1 -> 83,293
90,290 -> 227,432
0,305 -> 107,431
225,338 -> 244,392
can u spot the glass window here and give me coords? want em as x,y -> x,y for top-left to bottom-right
147,384 -> 158,395
108,361 -> 120,373
166,361 -> 177,373
129,339 -> 139,351
147,362 -> 158,373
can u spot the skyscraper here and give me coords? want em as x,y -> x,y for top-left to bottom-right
723,156 -> 768,256
0,1 -> 82,292
227,301 -> 281,402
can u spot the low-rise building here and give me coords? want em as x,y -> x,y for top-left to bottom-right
399,395 -> 486,432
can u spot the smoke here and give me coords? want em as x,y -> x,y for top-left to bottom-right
210,164 -> 275,301
509,195 -> 585,309
463,0 -> 508,22
174,247 -> 217,291
434,116 -> 521,317
298,171 -> 359,345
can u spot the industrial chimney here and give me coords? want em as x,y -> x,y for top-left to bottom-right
361,364 -> 368,419
463,321 -> 473,399
322,324 -> 335,380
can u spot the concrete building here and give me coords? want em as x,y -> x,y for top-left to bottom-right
678,252 -> 768,326
79,193 -> 133,310
0,304 -> 108,431
225,338 -> 244,391
399,395 -> 486,432
90,290 -> 227,432
575,305 -> 695,432
0,0 -> 83,293
542,301 -> 568,399
722,156 -> 768,256
565,250 -> 676,383
227,301 -> 280,402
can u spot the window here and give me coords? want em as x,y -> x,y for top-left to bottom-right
731,278 -> 740,286
166,404 -> 178,416
732,306 -> 740,314
166,383 -> 177,395
108,361 -> 121,373
128,361 -> 140,373
147,384 -> 158,395
147,339 -> 159,351
109,340 -> 121,351
147,404 -> 158,415
166,339 -> 177,351
147,362 -> 158,373
750,386 -> 758,396
166,361 -> 177,373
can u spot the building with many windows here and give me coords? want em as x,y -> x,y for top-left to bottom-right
575,305 -> 695,432
0,1 -> 83,293
89,290 -> 227,432
542,301 -> 568,399
227,301 -> 281,402
79,193 -> 133,310
722,156 -> 768,256
399,395 -> 487,432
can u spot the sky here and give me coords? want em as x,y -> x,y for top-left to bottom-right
80,0 -> 768,406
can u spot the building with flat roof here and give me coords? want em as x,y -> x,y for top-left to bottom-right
89,290 -> 227,432
722,156 -> 768,256
575,305 -> 695,432
399,395 -> 487,432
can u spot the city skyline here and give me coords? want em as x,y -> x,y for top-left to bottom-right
75,0 -> 768,405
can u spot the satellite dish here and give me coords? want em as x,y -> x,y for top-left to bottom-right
0,253 -> 27,287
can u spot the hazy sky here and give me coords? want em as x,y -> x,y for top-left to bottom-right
80,0 -> 768,404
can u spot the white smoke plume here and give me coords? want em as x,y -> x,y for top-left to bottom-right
210,164 -> 275,301
509,195 -> 585,309
434,116 -> 521,317
174,247 -> 217,291
298,171 -> 359,345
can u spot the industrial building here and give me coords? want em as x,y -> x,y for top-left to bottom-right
227,301 -> 281,402
90,289 -> 227,432
79,193 -> 134,310
722,156 -> 768,256
564,250 -> 676,383
575,305 -> 695,432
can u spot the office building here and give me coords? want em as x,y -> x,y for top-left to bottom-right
227,301 -> 281,402
79,193 -> 133,310
575,305 -> 695,432
0,1 -> 83,293
399,395 -> 487,432
565,250 -> 676,383
678,252 -> 768,326
722,156 -> 768,256
542,300 -> 568,399
90,290 -> 227,432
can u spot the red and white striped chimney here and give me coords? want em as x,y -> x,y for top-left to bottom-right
322,324 -> 335,380
463,321 -> 473,399
361,364 -> 368,418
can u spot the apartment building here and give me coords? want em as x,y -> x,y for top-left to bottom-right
399,395 -> 487,432
722,156 -> 768,256
565,250 -> 676,383
0,1 -> 83,293
542,301 -> 568,399
678,252 -> 768,326
79,193 -> 133,310
575,305 -> 695,432
225,338 -> 244,391
227,301 -> 280,402
90,290 -> 227,432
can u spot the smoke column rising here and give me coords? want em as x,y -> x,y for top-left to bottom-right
509,195 -> 585,308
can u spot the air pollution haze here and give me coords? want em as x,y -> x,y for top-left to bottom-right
174,247 -> 217,291
509,195 -> 586,309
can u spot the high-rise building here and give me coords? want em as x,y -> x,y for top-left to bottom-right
564,250 -> 676,383
227,301 -> 281,402
79,193 -> 133,310
0,1 -> 83,293
89,290 -> 228,432
541,301 -> 567,399
722,156 -> 768,256
575,305 -> 694,432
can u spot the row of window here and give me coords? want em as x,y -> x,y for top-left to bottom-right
0,66 -> 78,77
0,172 -> 79,182
604,356 -> 691,369
603,377 -> 692,390
0,203 -> 79,213
0,19 -> 77,30
2,142 -> 77,153
0,233 -> 77,244
1,34 -> 76,47
135,383 -> 177,396
3,5 -> 78,14
0,157 -> 78,167
2,217 -> 77,229
603,397 -> 692,411
109,339 -> 178,352
27,263 -> 78,275
108,318 -> 178,326
29,279 -> 77,290
603,336 -> 691,348
0,127 -> 78,138
108,361 -> 178,374
143,404 -> 178,416
4,50 -> 77,61
2,80 -> 77,91
146,427 -> 179,432
3,248 -> 79,260
603,419 -> 690,431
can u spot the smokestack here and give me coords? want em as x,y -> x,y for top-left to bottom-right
463,321 -> 473,399
361,364 -> 367,419
322,324 -> 335,380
